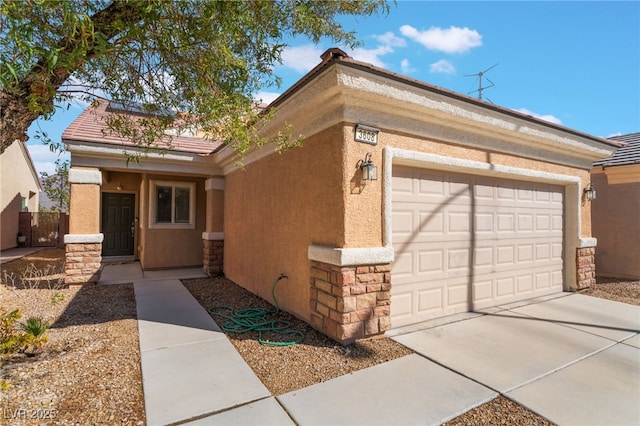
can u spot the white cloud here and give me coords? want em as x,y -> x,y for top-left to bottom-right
26,143 -> 69,176
349,45 -> 394,68
254,91 -> 281,105
282,31 -> 406,74
281,45 -> 325,74
400,25 -> 482,54
430,59 -> 456,75
516,108 -> 563,125
401,58 -> 416,74
374,31 -> 406,47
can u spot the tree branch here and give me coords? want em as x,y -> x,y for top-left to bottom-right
0,1 -> 144,153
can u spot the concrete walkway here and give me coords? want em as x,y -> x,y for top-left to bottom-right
99,261 -> 207,285
134,279 -> 287,426
0,246 -> 47,264
126,263 -> 640,425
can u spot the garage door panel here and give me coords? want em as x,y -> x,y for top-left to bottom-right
391,166 -> 564,326
391,250 -> 413,279
391,291 -> 413,320
418,211 -> 445,235
418,176 -> 446,196
419,250 -> 444,274
418,287 -> 445,313
448,212 -> 471,233
474,279 -> 494,302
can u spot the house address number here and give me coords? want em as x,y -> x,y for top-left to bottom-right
355,124 -> 379,145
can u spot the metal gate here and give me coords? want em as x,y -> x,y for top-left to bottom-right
30,212 -> 60,247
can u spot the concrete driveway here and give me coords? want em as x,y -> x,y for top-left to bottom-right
131,269 -> 639,425
390,293 -> 640,425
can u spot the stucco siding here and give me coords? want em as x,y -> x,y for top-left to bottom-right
224,126 -> 345,321
1,142 -> 40,250
206,189 -> 224,232
69,183 -> 100,234
591,168 -> 640,279
139,175 -> 206,269
101,171 -> 141,193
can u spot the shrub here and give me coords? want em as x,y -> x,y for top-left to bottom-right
0,309 -> 25,356
1,311 -> 49,356
0,310 -> 51,392
22,316 -> 50,338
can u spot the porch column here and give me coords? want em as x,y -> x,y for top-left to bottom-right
64,167 -> 103,285
575,238 -> 597,290
203,177 -> 224,275
308,245 -> 394,344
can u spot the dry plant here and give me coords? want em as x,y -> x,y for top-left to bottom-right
2,263 -> 65,291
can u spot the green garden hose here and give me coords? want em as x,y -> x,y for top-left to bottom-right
207,274 -> 305,346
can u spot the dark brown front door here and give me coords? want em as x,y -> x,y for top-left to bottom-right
102,193 -> 135,257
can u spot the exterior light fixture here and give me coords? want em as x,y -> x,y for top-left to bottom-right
359,152 -> 378,181
584,183 -> 596,201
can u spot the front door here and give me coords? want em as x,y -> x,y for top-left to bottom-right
102,192 -> 135,257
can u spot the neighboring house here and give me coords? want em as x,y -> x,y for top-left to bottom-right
0,140 -> 41,250
63,48 -> 617,343
591,133 -> 640,280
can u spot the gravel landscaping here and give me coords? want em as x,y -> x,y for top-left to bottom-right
0,249 -> 144,426
1,248 -> 638,425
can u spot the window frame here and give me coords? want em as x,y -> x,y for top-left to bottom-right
149,180 -> 196,229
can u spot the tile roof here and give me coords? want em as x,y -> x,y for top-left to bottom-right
62,101 -> 223,155
593,132 -> 640,167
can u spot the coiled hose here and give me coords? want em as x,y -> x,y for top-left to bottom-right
207,274 -> 305,346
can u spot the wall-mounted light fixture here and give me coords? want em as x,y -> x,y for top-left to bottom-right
583,183 -> 596,201
359,152 -> 378,181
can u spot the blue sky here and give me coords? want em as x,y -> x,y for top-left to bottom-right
27,1 -> 639,176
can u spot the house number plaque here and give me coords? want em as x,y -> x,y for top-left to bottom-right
355,124 -> 379,145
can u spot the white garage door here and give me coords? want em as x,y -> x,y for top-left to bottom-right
391,166 -> 564,327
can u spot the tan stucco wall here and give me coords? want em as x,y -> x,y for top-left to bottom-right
138,175 -> 206,269
224,125 -> 345,320
591,166 -> 640,279
225,122 -> 597,322
206,189 -> 224,232
1,141 -> 40,249
101,171 -> 141,193
69,183 -> 100,234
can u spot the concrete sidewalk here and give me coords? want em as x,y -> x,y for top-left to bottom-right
134,278 -> 291,426
0,246 -> 46,264
130,269 -> 640,425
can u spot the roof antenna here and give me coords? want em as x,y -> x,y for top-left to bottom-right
465,63 -> 498,102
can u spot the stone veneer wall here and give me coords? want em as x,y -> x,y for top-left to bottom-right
576,247 -> 596,289
203,239 -> 224,275
65,243 -> 102,285
310,260 -> 391,344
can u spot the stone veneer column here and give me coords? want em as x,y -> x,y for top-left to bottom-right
64,236 -> 103,285
64,167 -> 103,285
203,177 -> 225,275
202,235 -> 224,275
307,245 -> 394,344
309,260 -> 392,344
576,246 -> 596,289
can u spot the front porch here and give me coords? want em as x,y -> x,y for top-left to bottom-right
98,261 -> 207,285
64,166 -> 225,285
